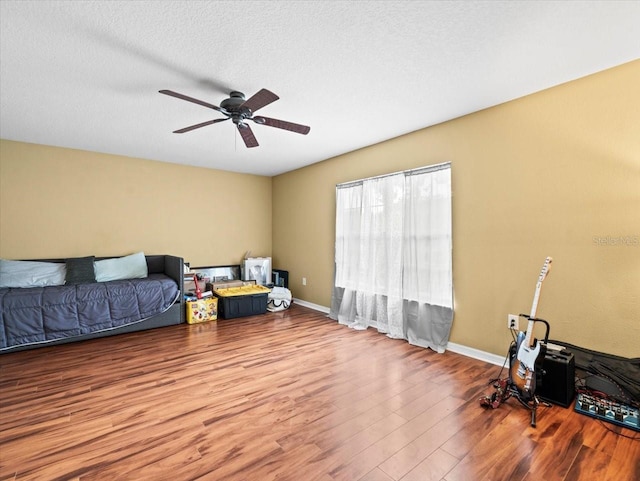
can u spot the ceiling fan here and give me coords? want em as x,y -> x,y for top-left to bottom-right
159,88 -> 310,148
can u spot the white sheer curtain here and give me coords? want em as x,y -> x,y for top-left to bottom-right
330,163 -> 453,352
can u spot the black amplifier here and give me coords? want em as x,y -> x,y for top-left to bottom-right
537,350 -> 575,407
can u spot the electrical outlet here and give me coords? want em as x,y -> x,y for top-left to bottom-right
302,277 -> 307,286
507,314 -> 518,330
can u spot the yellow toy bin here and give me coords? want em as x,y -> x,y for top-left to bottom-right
186,297 -> 218,324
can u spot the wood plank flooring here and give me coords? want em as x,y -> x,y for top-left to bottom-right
1,304 -> 638,480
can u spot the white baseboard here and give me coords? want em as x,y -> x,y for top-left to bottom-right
292,298 -> 330,314
446,342 -> 508,367
293,300 -> 506,366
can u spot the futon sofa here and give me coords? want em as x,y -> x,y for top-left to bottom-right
0,253 -> 184,353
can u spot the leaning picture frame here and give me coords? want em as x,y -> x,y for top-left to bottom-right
243,257 -> 272,286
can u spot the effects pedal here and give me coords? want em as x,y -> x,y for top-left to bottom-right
574,392 -> 640,432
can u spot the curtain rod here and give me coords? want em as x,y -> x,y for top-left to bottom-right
336,161 -> 450,189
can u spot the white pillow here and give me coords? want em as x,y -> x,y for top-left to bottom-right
0,259 -> 66,288
94,252 -> 148,282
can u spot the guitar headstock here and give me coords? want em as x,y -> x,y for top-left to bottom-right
539,256 -> 553,282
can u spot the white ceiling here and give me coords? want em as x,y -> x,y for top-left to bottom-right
1,1 -> 639,177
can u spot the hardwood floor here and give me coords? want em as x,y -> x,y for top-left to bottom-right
1,304 -> 638,480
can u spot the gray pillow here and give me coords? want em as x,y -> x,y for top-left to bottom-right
65,256 -> 96,285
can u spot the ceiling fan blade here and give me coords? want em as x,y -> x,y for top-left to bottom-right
159,90 -> 227,113
173,118 -> 228,134
237,123 -> 259,148
241,89 -> 279,113
253,116 -> 310,135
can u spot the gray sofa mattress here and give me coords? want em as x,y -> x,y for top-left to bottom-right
0,273 -> 180,351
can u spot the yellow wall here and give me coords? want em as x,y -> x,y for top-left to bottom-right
1,61 -> 638,359
273,60 -> 640,358
0,141 -> 272,266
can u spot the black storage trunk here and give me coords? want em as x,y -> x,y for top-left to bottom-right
217,293 -> 268,319
537,351 -> 576,407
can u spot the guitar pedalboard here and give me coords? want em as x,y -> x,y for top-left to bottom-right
574,392 -> 639,432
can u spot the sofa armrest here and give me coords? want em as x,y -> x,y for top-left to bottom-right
163,255 -> 184,297
144,254 -> 185,323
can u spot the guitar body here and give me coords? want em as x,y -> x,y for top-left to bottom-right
509,332 -> 546,401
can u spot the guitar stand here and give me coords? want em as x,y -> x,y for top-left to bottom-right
480,316 -> 552,427
510,385 -> 550,427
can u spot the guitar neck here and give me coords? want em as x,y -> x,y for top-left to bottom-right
530,280 -> 543,318
525,257 -> 552,347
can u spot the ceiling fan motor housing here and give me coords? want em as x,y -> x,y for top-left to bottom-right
220,92 -> 252,125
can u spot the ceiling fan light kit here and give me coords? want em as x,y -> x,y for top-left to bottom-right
159,88 -> 310,148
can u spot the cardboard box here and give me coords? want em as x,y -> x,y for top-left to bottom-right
186,297 -> 218,324
213,284 -> 270,297
206,280 -> 255,291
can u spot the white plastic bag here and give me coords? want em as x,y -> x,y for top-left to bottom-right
267,287 -> 292,312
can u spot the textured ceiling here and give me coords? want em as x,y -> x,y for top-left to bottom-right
1,1 -> 639,176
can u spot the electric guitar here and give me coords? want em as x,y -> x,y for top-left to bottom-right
509,257 -> 553,400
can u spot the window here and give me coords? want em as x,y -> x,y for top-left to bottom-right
331,162 -> 453,352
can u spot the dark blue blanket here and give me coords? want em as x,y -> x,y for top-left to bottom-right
0,274 -> 179,351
